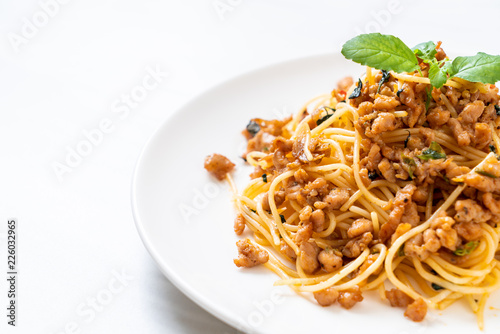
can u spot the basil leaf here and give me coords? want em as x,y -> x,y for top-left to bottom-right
418,141 -> 446,161
262,173 -> 267,183
489,144 -> 497,153
280,214 -> 286,223
453,241 -> 479,256
401,154 -> 416,180
377,70 -> 390,94
451,52 -> 500,84
476,170 -> 498,178
316,108 -> 335,126
349,79 -> 363,99
398,244 -> 405,257
341,33 -> 420,74
246,120 -> 260,137
428,62 -> 448,88
412,41 -> 437,61
431,283 -> 444,291
495,105 -> 500,116
404,131 -> 411,148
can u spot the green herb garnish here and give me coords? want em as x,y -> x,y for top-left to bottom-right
401,154 -> 416,179
342,34 -> 500,90
396,88 -> 404,98
262,174 -> 268,183
495,105 -> 500,116
398,244 -> 405,257
431,283 -> 444,291
453,241 -> 479,256
489,144 -> 497,153
404,131 -> 411,148
368,171 -> 379,180
280,214 -> 286,223
349,79 -> 363,99
342,33 -> 420,74
316,108 -> 336,126
377,70 -> 390,94
246,120 -> 260,137
476,170 -> 498,178
417,141 -> 446,161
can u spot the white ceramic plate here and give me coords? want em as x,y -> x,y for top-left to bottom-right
132,54 -> 500,334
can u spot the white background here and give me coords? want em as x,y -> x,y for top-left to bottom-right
1,0 -> 500,333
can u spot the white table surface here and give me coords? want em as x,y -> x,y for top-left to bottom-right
1,1 -> 500,333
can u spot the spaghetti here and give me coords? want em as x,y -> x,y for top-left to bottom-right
205,46 -> 500,328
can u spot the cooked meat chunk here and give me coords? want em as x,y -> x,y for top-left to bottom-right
378,158 -> 396,183
295,221 -> 313,245
347,218 -> 374,238
371,112 -> 399,135
338,289 -> 364,309
460,100 -> 484,124
280,239 -> 296,260
473,123 -> 492,149
314,287 -> 340,307
454,199 -> 491,224
310,209 -> 326,232
299,241 -> 320,274
404,229 -> 440,261
299,206 -> 313,222
448,118 -> 470,146
204,153 -> 235,180
404,298 -> 427,322
459,172 -> 500,193
380,184 -> 416,242
454,222 -> 483,241
482,192 -> 500,214
234,214 -> 246,235
374,95 -> 400,110
234,239 -> 269,268
427,106 -> 450,128
324,188 -> 350,210
386,289 -> 413,308
342,232 -> 373,258
318,248 -> 343,273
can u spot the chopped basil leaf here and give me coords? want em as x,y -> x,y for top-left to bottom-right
280,214 -> 286,223
250,209 -> 256,213
489,144 -> 497,153
316,108 -> 336,126
398,244 -> 405,257
431,283 -> 444,291
425,87 -> 432,111
495,105 -> 500,116
368,171 -> 379,180
417,141 -> 446,161
262,174 -> 267,183
476,170 -> 498,178
401,154 -> 416,179
349,79 -> 363,99
397,88 -> 404,98
316,114 -> 332,126
453,241 -> 479,256
246,120 -> 260,137
377,70 -> 390,94
404,131 -> 411,148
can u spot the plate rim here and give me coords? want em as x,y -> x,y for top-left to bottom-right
130,51 -> 345,333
